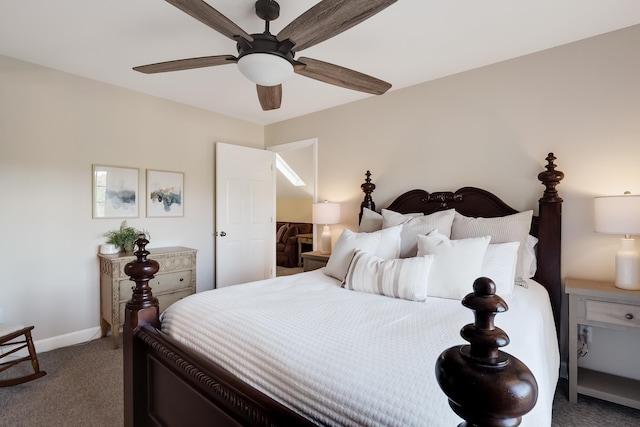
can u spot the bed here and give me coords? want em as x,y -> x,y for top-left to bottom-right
123,153 -> 564,426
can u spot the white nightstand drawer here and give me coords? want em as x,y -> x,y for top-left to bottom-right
586,300 -> 640,329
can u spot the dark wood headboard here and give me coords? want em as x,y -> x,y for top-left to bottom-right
359,153 -> 564,332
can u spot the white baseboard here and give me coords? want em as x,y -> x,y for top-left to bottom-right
2,326 -> 103,359
36,326 -> 104,354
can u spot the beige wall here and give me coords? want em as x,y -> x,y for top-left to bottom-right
0,55 -> 264,348
266,25 -> 640,379
276,198 -> 313,223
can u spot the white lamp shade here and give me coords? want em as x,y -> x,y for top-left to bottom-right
312,202 -> 340,225
594,194 -> 640,235
237,53 -> 294,87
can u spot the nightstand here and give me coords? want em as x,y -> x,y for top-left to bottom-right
301,251 -> 330,272
566,278 -> 640,409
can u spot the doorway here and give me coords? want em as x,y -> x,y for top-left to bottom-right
267,138 -> 318,275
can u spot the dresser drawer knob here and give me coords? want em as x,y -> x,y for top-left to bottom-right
625,313 -> 634,320
180,277 -> 184,282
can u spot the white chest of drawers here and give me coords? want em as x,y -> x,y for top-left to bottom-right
566,277 -> 640,409
98,246 -> 197,348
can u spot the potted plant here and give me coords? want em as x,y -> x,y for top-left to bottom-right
103,220 -> 149,253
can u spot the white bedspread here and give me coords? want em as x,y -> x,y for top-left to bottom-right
161,269 -> 559,426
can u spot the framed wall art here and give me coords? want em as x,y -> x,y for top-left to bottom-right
146,169 -> 184,217
92,165 -> 139,218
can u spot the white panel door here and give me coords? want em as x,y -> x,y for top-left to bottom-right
215,142 -> 275,288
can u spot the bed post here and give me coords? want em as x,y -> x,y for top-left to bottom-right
536,153 -> 564,331
360,170 -> 376,223
123,235 -> 160,427
436,277 -> 538,426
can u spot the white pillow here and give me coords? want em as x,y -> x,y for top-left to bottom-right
523,234 -> 538,279
324,229 -> 382,281
343,249 -> 434,302
417,231 -> 490,300
451,210 -> 533,284
382,209 -> 455,258
417,230 -> 519,298
375,224 -> 403,259
359,208 -> 383,232
482,242 -> 520,298
359,208 -> 423,233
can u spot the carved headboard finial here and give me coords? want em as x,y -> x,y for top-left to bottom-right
360,170 -> 376,222
435,277 -> 538,427
538,152 -> 564,203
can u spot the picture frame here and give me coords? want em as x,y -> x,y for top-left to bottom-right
92,165 -> 139,219
146,169 -> 184,217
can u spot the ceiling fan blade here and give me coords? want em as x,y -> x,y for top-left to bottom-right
296,57 -> 391,95
133,55 -> 237,74
257,85 -> 282,110
277,0 -> 396,52
165,0 -> 253,42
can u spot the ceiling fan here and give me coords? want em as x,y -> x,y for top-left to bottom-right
134,0 -> 396,110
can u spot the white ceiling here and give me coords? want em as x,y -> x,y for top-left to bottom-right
1,1 -> 640,125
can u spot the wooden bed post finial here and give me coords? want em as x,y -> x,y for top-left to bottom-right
360,170 -> 376,223
124,235 -> 160,314
538,152 -> 564,203
435,277 -> 538,427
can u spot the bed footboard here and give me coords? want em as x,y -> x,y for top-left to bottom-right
123,237 -> 313,427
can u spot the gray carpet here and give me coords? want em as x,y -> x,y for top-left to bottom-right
0,337 -> 123,427
1,337 -> 639,426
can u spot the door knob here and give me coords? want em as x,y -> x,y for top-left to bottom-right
217,231 -> 227,237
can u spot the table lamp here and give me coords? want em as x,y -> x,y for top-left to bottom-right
312,201 -> 340,255
594,192 -> 640,290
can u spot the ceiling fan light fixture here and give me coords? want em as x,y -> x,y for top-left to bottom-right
237,53 -> 294,87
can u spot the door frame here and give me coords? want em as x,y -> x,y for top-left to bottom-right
267,138 -> 318,249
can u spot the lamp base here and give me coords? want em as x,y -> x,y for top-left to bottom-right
319,225 -> 332,255
615,238 -> 640,290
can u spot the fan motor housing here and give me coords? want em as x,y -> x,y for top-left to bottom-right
236,33 -> 295,63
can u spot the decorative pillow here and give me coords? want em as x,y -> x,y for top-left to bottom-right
359,208 -> 423,233
450,210 -> 533,284
481,242 -> 520,298
375,224 -> 403,260
359,208 -> 383,232
382,209 -> 455,258
281,224 -> 298,244
276,223 -> 289,243
523,235 -> 538,279
416,231 -> 490,300
417,230 -> 519,298
343,249 -> 434,302
324,229 -> 382,281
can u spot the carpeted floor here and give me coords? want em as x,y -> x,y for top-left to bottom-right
1,337 -> 639,426
276,265 -> 304,276
0,337 -> 123,427
551,379 -> 640,426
